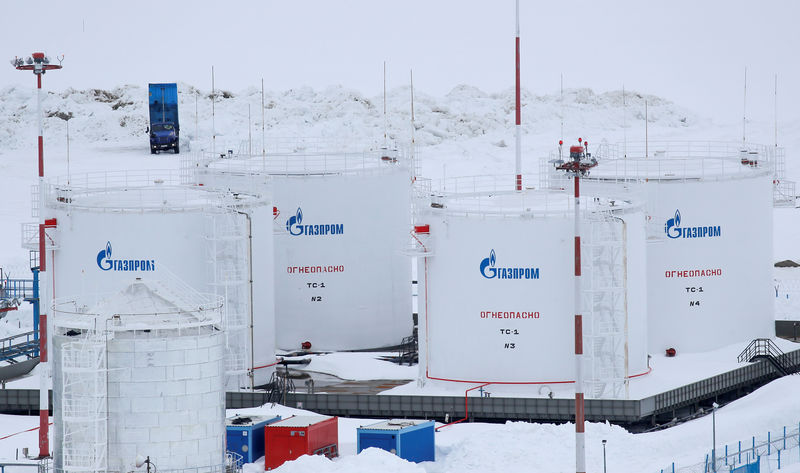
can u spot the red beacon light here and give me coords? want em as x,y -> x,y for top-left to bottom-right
556,139 -> 597,174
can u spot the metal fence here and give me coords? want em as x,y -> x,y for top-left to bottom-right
658,423 -> 800,472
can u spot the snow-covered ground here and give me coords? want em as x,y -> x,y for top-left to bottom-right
0,81 -> 798,473
3,375 -> 800,472
2,5 -> 800,470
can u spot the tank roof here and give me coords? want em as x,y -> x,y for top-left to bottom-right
53,278 -> 223,330
423,177 -> 639,218
199,147 -> 408,177
43,171 -> 266,212
558,141 -> 774,182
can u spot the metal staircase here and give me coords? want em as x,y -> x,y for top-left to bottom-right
0,331 -> 39,365
0,268 -> 35,315
738,338 -> 794,376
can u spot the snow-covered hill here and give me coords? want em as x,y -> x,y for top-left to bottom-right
0,84 -> 697,151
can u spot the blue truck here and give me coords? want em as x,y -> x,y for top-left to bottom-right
147,83 -> 180,154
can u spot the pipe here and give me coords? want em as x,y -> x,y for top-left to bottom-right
236,210 -> 255,391
251,359 -> 282,371
435,383 -> 490,431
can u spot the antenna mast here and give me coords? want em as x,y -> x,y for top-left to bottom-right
262,77 -> 266,158
66,119 -> 70,185
383,61 -> 388,148
411,69 -> 416,178
645,100 -> 649,158
742,67 -> 747,145
212,66 -> 216,155
248,103 -> 252,157
560,74 -> 564,145
774,74 -> 778,148
622,85 -> 627,158
514,0 -> 522,191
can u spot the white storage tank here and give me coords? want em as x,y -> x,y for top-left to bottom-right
190,148 -> 413,351
414,178 -> 648,398
544,142 -> 774,353
52,279 -> 225,473
38,172 -> 275,388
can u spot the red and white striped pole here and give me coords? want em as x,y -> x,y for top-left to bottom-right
12,52 -> 62,459
573,139 -> 586,473
514,0 -> 522,191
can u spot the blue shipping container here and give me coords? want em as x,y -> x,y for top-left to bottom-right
226,414 -> 281,463
357,419 -> 435,463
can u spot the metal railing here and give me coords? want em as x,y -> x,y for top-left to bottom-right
541,141 -> 775,188
419,175 -> 639,219
659,423 -> 800,473
0,331 -> 38,364
737,339 -> 793,376
737,339 -> 786,363
39,171 -> 266,213
0,278 -> 34,301
190,146 -> 409,178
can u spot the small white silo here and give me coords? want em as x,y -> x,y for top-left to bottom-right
52,278 -> 225,473
190,146 -> 413,351
33,172 -> 275,389
414,177 -> 648,399
543,142 -> 774,353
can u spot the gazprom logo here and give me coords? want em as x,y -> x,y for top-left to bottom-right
664,209 -> 721,239
286,207 -> 344,237
479,249 -> 540,280
96,242 -> 156,272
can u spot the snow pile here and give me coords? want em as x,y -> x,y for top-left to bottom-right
0,83 -> 696,152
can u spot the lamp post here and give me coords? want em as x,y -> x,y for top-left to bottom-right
135,455 -> 155,473
602,439 -> 607,473
712,402 -> 719,473
10,51 -> 63,460
556,139 -> 597,473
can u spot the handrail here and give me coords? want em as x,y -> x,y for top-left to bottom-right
0,278 -> 35,300
0,330 -> 37,350
737,338 -> 786,363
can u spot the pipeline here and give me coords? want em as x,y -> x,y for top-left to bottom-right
435,383 -> 490,431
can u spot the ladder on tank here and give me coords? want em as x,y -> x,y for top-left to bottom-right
59,328 -> 108,473
205,209 -> 252,391
583,212 -> 629,399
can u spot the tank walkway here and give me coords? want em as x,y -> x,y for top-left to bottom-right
0,274 -> 35,315
1,345 -> 798,428
0,331 -> 40,382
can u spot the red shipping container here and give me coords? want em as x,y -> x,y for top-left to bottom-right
264,415 -> 338,470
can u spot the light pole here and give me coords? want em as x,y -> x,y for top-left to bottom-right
135,455 -> 155,473
10,51 -> 63,460
556,139 -> 597,473
602,439 -> 607,473
712,402 -> 719,473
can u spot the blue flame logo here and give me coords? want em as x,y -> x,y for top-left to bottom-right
284,206 -> 344,237
479,249 -> 497,279
665,209 -> 682,239
96,241 -> 113,270
286,207 -> 304,236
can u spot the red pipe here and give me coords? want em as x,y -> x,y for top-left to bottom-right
435,383 -> 490,431
0,422 -> 54,441
251,358 -> 283,371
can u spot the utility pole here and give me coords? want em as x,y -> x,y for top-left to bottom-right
11,51 -> 63,460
